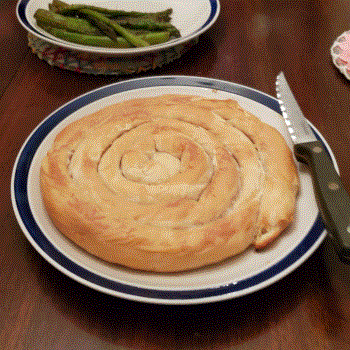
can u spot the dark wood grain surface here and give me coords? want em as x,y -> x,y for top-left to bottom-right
2,1 -> 350,349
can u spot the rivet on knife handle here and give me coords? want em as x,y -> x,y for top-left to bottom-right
295,140 -> 350,262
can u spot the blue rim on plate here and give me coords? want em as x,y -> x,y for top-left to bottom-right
16,0 -> 220,55
11,76 -> 328,304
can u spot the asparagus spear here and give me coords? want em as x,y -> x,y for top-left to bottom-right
41,26 -> 170,48
51,0 -> 173,21
34,9 -> 102,35
78,8 -> 150,47
50,0 -> 70,11
35,1 -> 181,48
116,17 -> 181,38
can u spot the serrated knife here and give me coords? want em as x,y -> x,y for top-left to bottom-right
276,71 -> 350,263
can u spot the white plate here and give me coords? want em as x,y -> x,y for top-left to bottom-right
16,0 -> 220,55
11,76 -> 330,305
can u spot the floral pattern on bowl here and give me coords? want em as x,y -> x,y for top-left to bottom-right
331,30 -> 350,80
28,32 -> 197,75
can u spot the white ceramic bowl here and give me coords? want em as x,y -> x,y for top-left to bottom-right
16,0 -> 220,74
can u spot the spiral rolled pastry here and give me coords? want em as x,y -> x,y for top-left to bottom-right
40,95 -> 299,272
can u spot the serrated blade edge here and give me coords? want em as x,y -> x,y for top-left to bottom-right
276,72 -> 317,144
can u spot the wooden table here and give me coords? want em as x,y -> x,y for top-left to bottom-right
2,1 -> 350,349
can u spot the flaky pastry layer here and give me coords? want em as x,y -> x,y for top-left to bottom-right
40,95 -> 299,272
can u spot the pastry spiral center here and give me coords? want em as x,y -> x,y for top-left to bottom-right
121,151 -> 181,184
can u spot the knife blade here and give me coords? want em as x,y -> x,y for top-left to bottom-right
276,71 -> 350,263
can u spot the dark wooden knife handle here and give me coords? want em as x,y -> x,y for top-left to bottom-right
295,140 -> 350,263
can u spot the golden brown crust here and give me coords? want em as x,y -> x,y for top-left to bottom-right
40,95 -> 299,272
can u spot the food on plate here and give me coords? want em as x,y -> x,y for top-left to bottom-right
40,95 -> 299,272
34,0 -> 181,48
